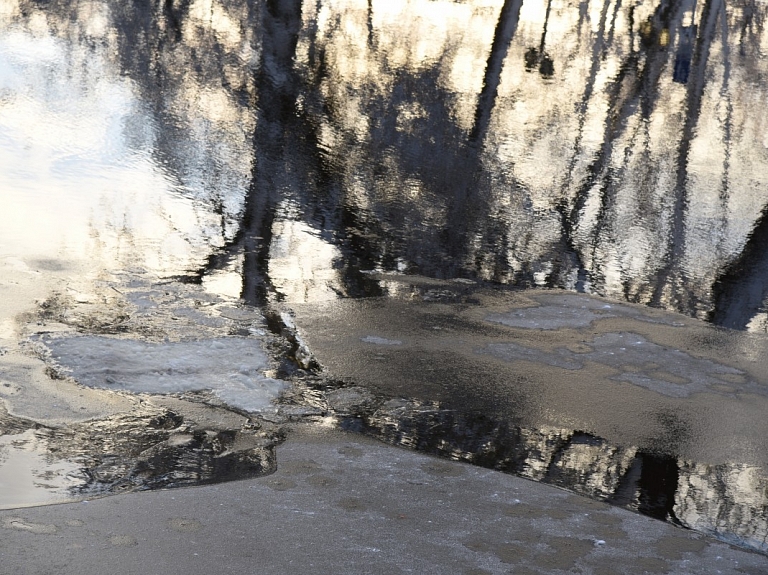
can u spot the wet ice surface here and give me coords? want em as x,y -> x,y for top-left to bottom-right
334,396 -> 768,556
0,275 -> 287,508
360,336 -> 403,346
481,332 -> 750,398
43,336 -> 285,412
285,283 -> 768,555
485,294 -> 687,330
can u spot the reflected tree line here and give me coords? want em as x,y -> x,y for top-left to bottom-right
228,0 -> 767,328
7,0 -> 767,323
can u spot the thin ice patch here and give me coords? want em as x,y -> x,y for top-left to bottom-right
361,336 -> 402,346
479,332 -> 751,397
486,306 -> 608,330
42,336 -> 285,412
485,294 -> 686,330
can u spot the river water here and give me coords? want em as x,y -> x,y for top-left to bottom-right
1,0 -> 768,555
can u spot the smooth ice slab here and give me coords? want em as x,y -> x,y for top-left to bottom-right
42,336 -> 285,412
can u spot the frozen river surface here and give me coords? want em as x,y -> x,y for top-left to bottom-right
2,0 -> 768,556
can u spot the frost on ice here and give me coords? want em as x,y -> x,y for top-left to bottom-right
42,336 -> 286,412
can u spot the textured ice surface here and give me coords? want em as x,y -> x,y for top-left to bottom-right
486,305 -> 608,329
43,336 -> 285,412
360,336 -> 402,346
486,293 -> 685,330
480,332 -> 747,397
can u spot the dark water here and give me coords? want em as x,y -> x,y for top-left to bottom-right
0,400 -> 279,503
2,0 -> 768,555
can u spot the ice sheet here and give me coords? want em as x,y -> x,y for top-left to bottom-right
42,336 -> 285,412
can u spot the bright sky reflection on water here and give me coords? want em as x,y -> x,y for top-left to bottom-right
0,27 -> 224,277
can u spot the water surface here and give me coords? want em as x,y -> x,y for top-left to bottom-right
2,0 -> 768,555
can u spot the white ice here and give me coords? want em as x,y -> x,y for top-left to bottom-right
43,336 -> 286,412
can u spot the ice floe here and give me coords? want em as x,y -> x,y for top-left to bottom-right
42,336 -> 285,412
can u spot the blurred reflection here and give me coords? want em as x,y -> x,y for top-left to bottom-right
4,0 -> 767,326
1,0 -> 768,553
0,401 -> 278,507
523,0 -> 555,78
673,23 -> 696,83
0,0 -> 257,283
223,0 -> 768,331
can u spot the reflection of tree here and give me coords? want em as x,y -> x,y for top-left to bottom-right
650,0 -> 724,312
471,0 -> 525,145
240,0 -> 305,306
737,0 -> 765,57
335,395 -> 768,552
297,0 -> 768,326
676,461 -> 768,552
296,0 -> 533,286
9,0 -> 768,323
556,0 -> 614,291
562,0 -> 685,293
710,205 -> 768,329
523,0 -> 555,79
108,0 -> 260,240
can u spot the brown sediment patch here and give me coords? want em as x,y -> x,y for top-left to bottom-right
109,534 -> 138,546
592,559 -> 670,575
462,536 -> 491,553
280,459 -> 322,475
565,494 -> 611,511
648,371 -> 690,385
621,364 -> 643,372
264,477 -> 297,491
566,343 -> 594,353
633,556 -> 671,573
589,512 -> 623,527
584,509 -> 629,542
420,460 -> 467,477
306,474 -> 340,488
503,503 -> 550,519
463,533 -> 539,563
710,384 -> 736,393
337,445 -> 364,458
719,373 -> 747,384
736,565 -> 768,575
490,542 -> 528,564
337,497 -> 368,512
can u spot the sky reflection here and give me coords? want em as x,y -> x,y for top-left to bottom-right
0,27 -> 217,275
